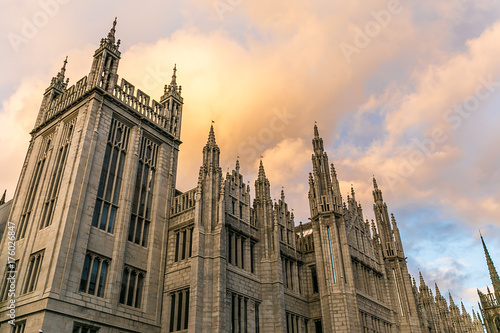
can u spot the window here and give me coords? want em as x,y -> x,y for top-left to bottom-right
239,203 -> 243,219
255,302 -> 260,333
119,266 -> 145,308
286,313 -> 301,333
72,323 -> 99,333
169,288 -> 190,332
250,241 -> 255,273
79,253 -> 110,297
11,321 -> 26,333
314,320 -> 323,333
22,250 -> 44,294
17,137 -> 51,240
40,123 -> 74,229
92,119 -> 130,233
129,136 -> 158,246
230,292 -> 250,333
228,231 -> 247,270
174,227 -> 193,262
1,260 -> 18,301
311,265 -> 319,293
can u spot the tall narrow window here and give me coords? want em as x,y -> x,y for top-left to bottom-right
228,231 -> 233,264
119,266 -> 145,308
17,138 -> 51,240
22,250 -> 44,294
12,321 -> 26,333
326,226 -> 337,283
79,252 -> 110,298
169,288 -> 190,332
129,136 -> 158,246
311,265 -> 319,293
92,119 -> 130,233
40,123 -> 74,229
250,241 -> 255,273
173,227 -> 193,262
314,320 -> 323,333
255,302 -> 260,333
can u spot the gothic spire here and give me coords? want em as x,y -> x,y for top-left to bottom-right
201,124 -> 220,171
312,123 -> 324,153
235,157 -> 240,172
480,233 -> 500,293
435,282 -> 442,298
258,159 -> 266,180
164,64 -> 182,98
101,17 -> 120,51
50,56 -> 69,90
207,124 -> 216,147
0,190 -> 5,205
372,176 -> 383,203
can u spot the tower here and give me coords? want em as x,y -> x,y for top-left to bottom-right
307,124 -> 360,332
372,177 -> 421,332
0,20 -> 182,332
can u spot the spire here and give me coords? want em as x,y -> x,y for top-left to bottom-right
258,160 -> 266,180
435,282 -> 442,298
372,176 -> 383,203
207,124 -> 216,147
419,271 -> 426,287
312,123 -> 324,153
449,292 -> 456,307
0,190 -> 5,205
480,233 -> 500,293
201,124 -> 220,171
235,157 -> 240,172
101,17 -> 120,50
461,301 -> 467,315
164,64 -> 182,97
50,56 -> 69,90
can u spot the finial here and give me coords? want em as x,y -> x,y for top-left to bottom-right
314,123 -> 319,138
170,64 -> 177,86
373,176 -> 378,189
107,17 -> 117,43
235,157 -> 240,171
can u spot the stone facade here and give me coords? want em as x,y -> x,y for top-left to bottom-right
0,20 -> 486,332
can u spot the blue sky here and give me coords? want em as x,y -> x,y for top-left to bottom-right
1,0 -> 500,315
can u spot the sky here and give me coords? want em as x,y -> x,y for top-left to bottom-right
1,0 -> 500,317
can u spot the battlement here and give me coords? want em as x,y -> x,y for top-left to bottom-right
111,78 -> 176,134
171,188 -> 196,216
37,76 -> 180,138
40,76 -> 89,126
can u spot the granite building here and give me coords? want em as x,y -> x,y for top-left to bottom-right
0,20 -> 486,332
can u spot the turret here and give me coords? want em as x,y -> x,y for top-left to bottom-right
35,57 -> 70,128
87,18 -> 121,92
308,125 -> 342,218
160,65 -> 183,139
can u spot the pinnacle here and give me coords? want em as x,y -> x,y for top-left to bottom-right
171,64 -> 177,86
373,176 -> 378,190
235,158 -> 240,171
314,123 -> 319,138
108,17 -> 117,43
206,124 -> 217,147
258,160 -> 266,180
480,234 -> 500,292
435,282 -> 442,297
419,271 -> 426,287
0,190 -> 5,205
